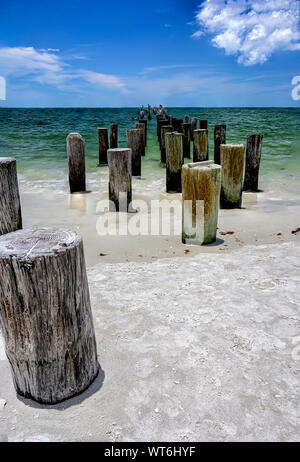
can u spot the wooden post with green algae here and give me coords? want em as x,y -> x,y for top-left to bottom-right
182,161 -> 221,245
220,144 -> 245,209
193,129 -> 209,162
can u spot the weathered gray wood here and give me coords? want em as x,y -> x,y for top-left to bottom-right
182,123 -> 191,158
160,125 -> 173,164
127,129 -> 143,177
110,124 -> 118,149
0,158 -> 22,236
66,133 -> 86,193
108,148 -> 132,211
214,125 -> 226,165
193,129 -> 209,162
200,120 -> 208,129
182,161 -> 221,245
135,123 -> 146,155
166,132 -> 183,193
138,119 -> 147,146
0,227 -> 99,404
98,127 -> 109,164
220,144 -> 245,209
157,118 -> 168,143
243,134 -> 264,191
156,115 -> 164,138
190,118 -> 198,141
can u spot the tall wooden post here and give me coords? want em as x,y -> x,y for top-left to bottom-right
156,115 -> 164,138
182,161 -> 221,245
0,158 -> 22,236
190,118 -> 198,141
193,129 -> 209,162
127,129 -> 143,177
157,118 -> 168,143
182,123 -> 191,158
138,119 -> 147,146
110,124 -> 118,149
160,125 -> 173,164
66,133 -> 86,193
172,118 -> 183,133
243,134 -> 264,191
214,124 -> 226,165
97,127 -> 109,165
135,123 -> 146,155
184,115 -> 190,123
0,227 -> 99,404
220,144 -> 245,209
108,148 -> 132,211
200,120 -> 208,129
165,132 -> 183,193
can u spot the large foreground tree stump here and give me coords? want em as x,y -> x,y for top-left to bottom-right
220,144 -> 245,209
182,161 -> 220,245
110,124 -> 118,149
166,132 -> 183,193
98,127 -> 109,164
66,133 -> 86,193
214,125 -> 226,165
0,227 -> 99,404
243,134 -> 264,191
108,148 -> 132,211
0,158 -> 22,236
160,125 -> 173,164
193,129 -> 209,162
127,129 -> 143,177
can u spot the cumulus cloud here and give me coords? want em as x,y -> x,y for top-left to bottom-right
193,0 -> 300,65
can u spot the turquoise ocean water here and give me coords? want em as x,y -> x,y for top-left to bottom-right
0,108 -> 299,189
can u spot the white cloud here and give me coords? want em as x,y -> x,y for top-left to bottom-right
193,0 -> 300,65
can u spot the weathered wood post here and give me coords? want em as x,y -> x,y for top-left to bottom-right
165,132 -> 184,193
110,124 -> 118,149
190,118 -> 198,141
0,158 -> 22,236
214,124 -> 226,165
182,161 -> 221,245
97,127 -> 109,165
184,115 -> 190,123
243,134 -> 264,191
200,120 -> 208,129
0,227 -> 99,404
138,119 -> 147,146
159,120 -> 170,149
172,118 -> 183,133
135,123 -> 146,155
108,148 -> 132,211
182,123 -> 191,158
220,144 -> 244,208
160,125 -> 173,164
157,118 -> 167,143
193,129 -> 209,162
66,133 -> 86,193
127,129 -> 143,177
156,115 -> 164,138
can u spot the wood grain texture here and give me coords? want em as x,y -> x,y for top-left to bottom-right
193,129 -> 209,162
109,124 -> 118,149
0,227 -> 99,404
182,161 -> 220,245
220,144 -> 245,209
66,133 -> 86,193
160,125 -> 173,164
182,123 -> 191,159
190,118 -> 198,141
98,128 -> 109,164
138,119 -> 147,146
214,125 -> 226,165
166,132 -> 183,193
243,134 -> 264,191
0,158 -> 22,236
108,148 -> 132,211
135,123 -> 146,154
127,129 -> 143,177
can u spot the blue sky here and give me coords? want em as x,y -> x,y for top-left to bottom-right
0,0 -> 299,107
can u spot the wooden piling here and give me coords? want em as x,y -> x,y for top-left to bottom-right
182,161 -> 221,245
243,134 -> 264,191
66,133 -> 86,193
138,119 -> 147,146
214,125 -> 226,165
110,124 -> 118,149
135,123 -> 146,155
108,148 -> 132,211
172,118 -> 183,133
200,120 -> 208,129
0,158 -> 22,236
127,129 -> 143,177
184,115 -> 190,123
182,123 -> 191,159
165,132 -> 184,193
220,144 -> 245,208
190,118 -> 198,141
97,127 -> 109,164
160,125 -> 173,164
0,227 -> 99,404
193,129 -> 209,162
157,118 -> 168,143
